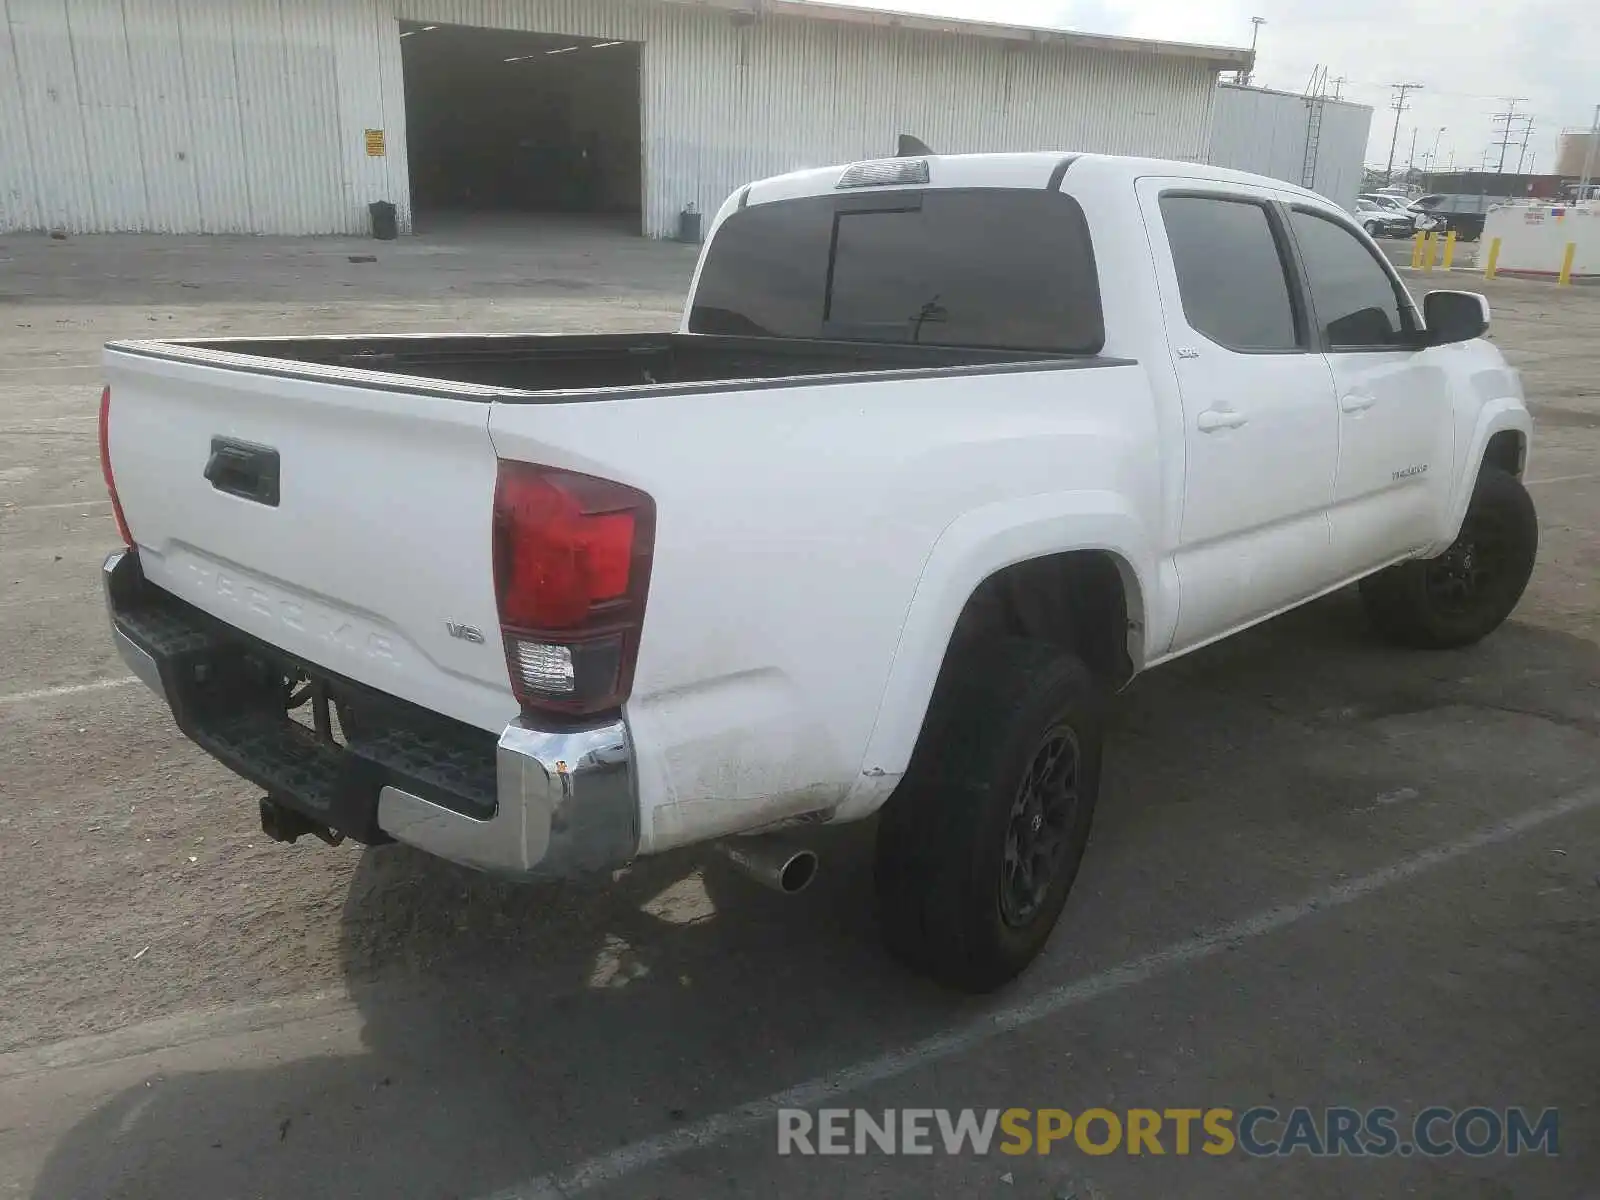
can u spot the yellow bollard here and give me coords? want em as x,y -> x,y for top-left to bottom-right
1558,241 -> 1576,286
1423,231 -> 1437,271
1485,237 -> 1501,279
1442,230 -> 1457,270
1411,232 -> 1425,269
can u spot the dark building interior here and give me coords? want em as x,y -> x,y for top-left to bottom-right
400,22 -> 642,225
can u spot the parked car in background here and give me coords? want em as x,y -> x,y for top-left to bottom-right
1353,197 -> 1413,238
1358,193 -> 1428,232
1410,194 -> 1501,241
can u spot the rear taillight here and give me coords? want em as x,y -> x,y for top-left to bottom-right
492,461 -> 654,718
98,386 -> 133,547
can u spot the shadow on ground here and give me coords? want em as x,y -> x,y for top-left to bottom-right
29,592 -> 1600,1199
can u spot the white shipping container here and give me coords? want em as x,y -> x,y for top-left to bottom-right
1482,203 -> 1600,278
1207,82 -> 1372,213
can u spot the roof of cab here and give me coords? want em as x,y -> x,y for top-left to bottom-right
739,151 -> 1325,209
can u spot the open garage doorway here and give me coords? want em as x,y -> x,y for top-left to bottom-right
399,21 -> 643,232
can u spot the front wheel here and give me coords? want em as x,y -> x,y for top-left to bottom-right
874,639 -> 1103,993
1364,220 -> 1383,236
1360,467 -> 1538,649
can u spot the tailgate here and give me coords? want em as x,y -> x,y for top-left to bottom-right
103,345 -> 515,734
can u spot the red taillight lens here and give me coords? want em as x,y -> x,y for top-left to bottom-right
98,386 -> 134,548
492,462 -> 654,717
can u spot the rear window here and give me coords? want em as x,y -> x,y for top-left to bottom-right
688,189 -> 1104,354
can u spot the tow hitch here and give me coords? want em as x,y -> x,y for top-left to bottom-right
259,796 -> 345,847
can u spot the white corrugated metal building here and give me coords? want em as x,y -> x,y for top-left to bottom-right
1206,82 -> 1373,213
0,0 -> 1251,237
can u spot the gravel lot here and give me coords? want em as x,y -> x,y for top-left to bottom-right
1,222 -> 1597,1200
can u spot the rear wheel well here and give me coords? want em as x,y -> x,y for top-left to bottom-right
1484,430 -> 1525,478
939,552 -> 1138,697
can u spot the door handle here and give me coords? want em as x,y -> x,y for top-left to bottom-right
1196,409 -> 1248,433
1340,393 -> 1377,413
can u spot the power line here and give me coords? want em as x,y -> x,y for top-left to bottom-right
1384,82 -> 1424,186
1263,65 -> 1538,105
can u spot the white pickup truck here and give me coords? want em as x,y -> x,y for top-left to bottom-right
100,152 -> 1537,992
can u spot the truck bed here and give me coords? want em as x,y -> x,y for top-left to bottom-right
111,332 -> 1077,399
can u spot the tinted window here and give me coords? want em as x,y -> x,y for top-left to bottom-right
689,190 -> 1103,354
1289,209 -> 1412,349
1159,195 -> 1299,352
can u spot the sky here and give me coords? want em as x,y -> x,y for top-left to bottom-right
811,0 -> 1595,174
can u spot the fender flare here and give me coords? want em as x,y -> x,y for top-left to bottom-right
1435,401 -> 1532,553
834,490 -> 1155,821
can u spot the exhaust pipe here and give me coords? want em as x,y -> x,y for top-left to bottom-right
715,837 -> 819,895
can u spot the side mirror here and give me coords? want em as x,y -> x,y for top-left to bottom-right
1423,290 -> 1490,345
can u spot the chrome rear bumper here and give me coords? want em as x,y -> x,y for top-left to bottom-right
377,717 -> 637,878
104,549 -> 638,880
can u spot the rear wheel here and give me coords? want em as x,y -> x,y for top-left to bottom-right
874,639 -> 1103,993
1360,467 -> 1537,649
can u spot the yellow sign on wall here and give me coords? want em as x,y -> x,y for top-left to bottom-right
364,129 -> 386,157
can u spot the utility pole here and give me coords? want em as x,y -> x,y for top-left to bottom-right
1384,82 -> 1424,186
1515,118 -> 1535,176
1239,17 -> 1266,86
1330,75 -> 1347,100
1581,103 -> 1600,203
1488,98 -> 1528,174
1406,126 -> 1419,185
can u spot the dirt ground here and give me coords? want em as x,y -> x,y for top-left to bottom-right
1,221 -> 1598,1200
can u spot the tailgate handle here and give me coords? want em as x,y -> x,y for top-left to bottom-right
205,438 -> 280,507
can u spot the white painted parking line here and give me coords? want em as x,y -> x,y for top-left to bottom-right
483,784 -> 1600,1200
0,499 -> 111,513
1526,471 -> 1600,487
0,989 -> 357,1081
0,363 -> 101,374
0,677 -> 136,705
0,590 -> 97,612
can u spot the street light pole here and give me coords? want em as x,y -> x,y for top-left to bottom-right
1427,126 -> 1445,190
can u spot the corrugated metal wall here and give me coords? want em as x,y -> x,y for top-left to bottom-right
0,0 -> 1221,236
0,0 -> 404,233
1206,83 -> 1372,212
395,0 -> 1220,237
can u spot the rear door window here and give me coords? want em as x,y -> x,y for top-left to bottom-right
1158,194 -> 1302,352
689,189 -> 1104,354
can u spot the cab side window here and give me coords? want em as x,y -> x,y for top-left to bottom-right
1289,209 -> 1416,350
1159,194 -> 1302,353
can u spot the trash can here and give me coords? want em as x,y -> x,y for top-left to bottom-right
677,204 -> 702,245
368,200 -> 398,241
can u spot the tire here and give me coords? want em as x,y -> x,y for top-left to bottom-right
1360,467 -> 1538,649
1364,220 -> 1383,236
874,639 -> 1104,993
